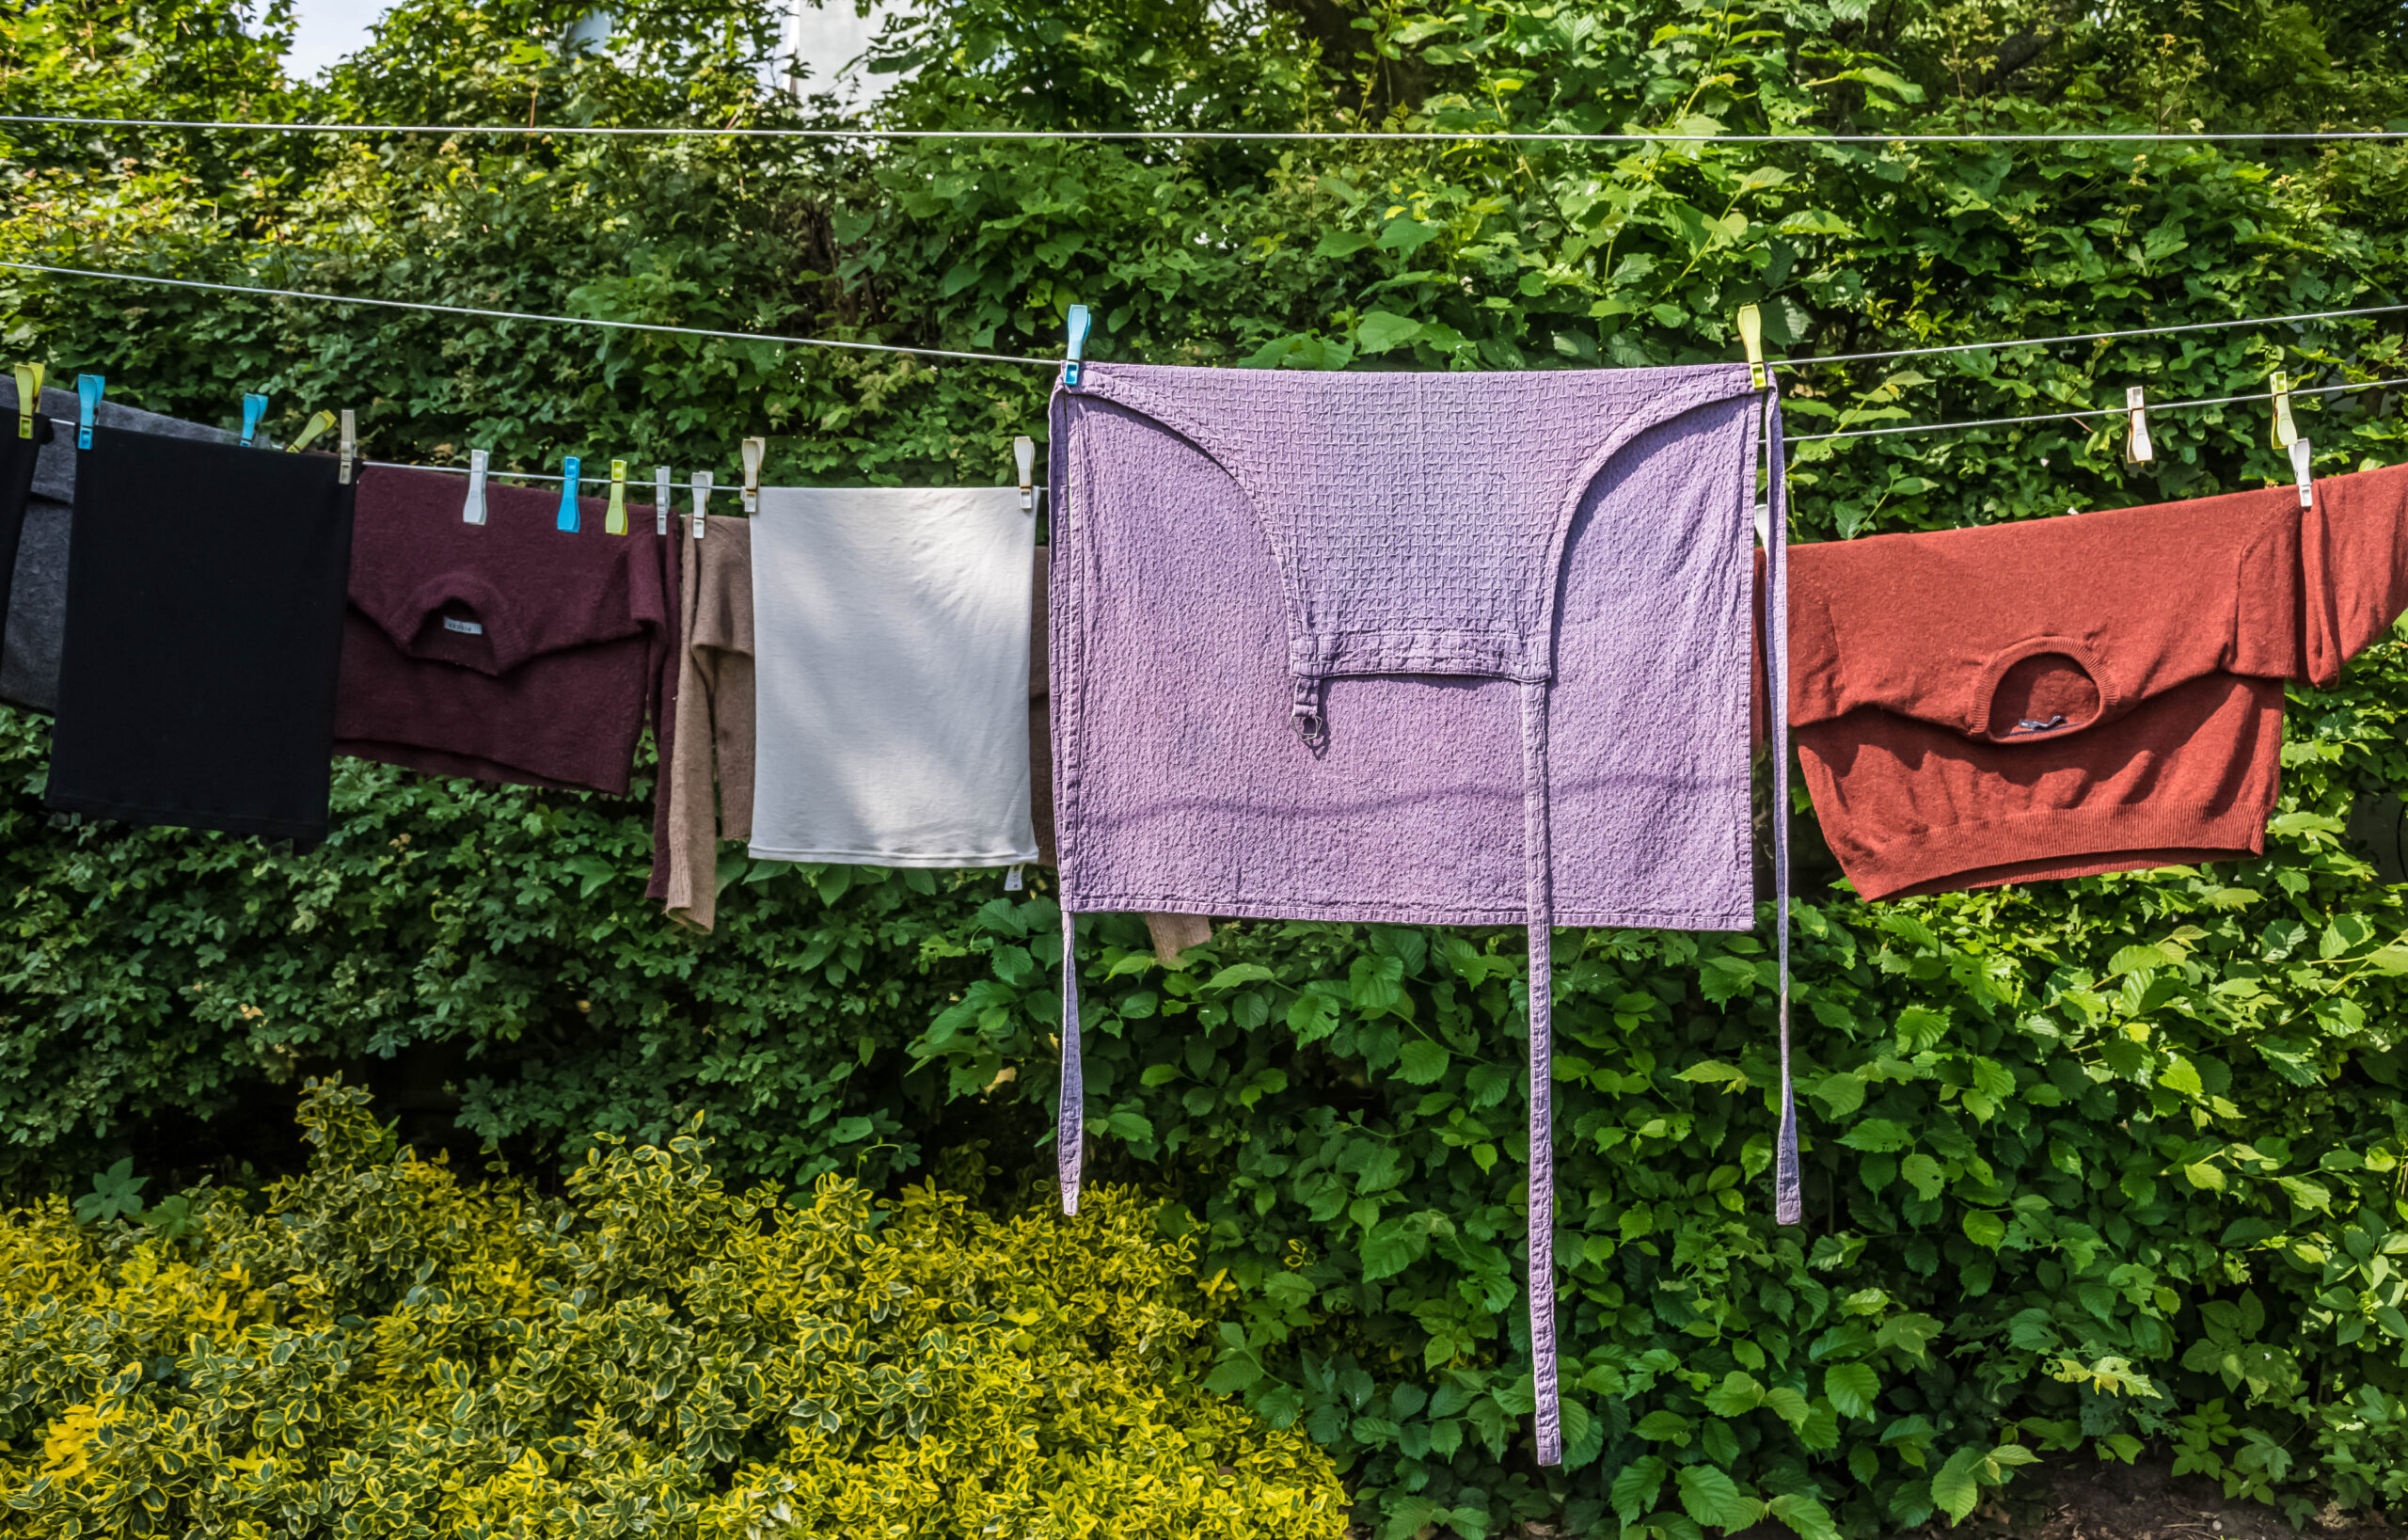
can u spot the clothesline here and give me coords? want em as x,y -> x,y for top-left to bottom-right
1787,373 -> 2408,443
9,112 -> 2408,146
14,260 -> 2408,386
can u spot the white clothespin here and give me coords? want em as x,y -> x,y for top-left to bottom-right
1064,305 -> 1092,389
2271,372 -> 2299,450
1752,500 -> 1772,549
462,449 -> 490,525
2290,437 -> 2314,508
76,374 -> 103,450
337,409 -> 356,485
605,458 -> 628,534
13,363 -> 42,440
240,392 -> 268,448
1014,436 -> 1036,513
740,437 -> 765,515
691,468 -> 713,535
655,466 -> 671,537
2125,386 -> 2152,464
557,456 -> 582,532
1737,303 -> 1767,389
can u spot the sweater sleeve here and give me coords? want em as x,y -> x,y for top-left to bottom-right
2294,461 -> 2408,687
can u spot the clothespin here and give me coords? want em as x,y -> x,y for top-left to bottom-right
2290,437 -> 2314,508
286,408 -> 335,453
1014,436 -> 1036,513
605,458 -> 628,534
240,392 -> 269,448
462,449 -> 490,525
690,468 -> 713,536
337,409 -> 356,485
1006,864 -> 1024,892
2271,372 -> 2299,450
2125,387 -> 2153,464
655,466 -> 671,537
740,437 -> 765,515
557,456 -> 582,532
1752,500 -> 1772,549
76,374 -> 104,450
13,363 -> 43,439
1737,304 -> 1767,389
1063,305 -> 1092,389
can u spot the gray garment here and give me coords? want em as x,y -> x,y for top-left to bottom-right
0,383 -> 247,711
748,485 -> 1039,867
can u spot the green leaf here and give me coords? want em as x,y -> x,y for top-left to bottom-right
1824,1361 -> 1879,1420
1839,1119 -> 1912,1153
1962,1210 -> 2007,1249
1634,1409 -> 1693,1445
1675,1464 -> 1760,1530
1202,963 -> 1276,991
1901,1153 -> 1944,1201
1930,1446 -> 1987,1523
1355,310 -> 1425,353
1702,1370 -> 1765,1416
1609,1455 -> 1669,1522
1397,1040 -> 1450,1084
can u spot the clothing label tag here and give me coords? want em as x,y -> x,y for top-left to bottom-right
1006,864 -> 1024,891
442,616 -> 484,636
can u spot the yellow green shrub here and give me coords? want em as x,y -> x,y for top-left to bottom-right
0,1080 -> 1347,1538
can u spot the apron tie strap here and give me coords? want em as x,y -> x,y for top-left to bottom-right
1522,677 -> 1562,1466
1058,907 -> 1084,1215
1765,386 -> 1801,1227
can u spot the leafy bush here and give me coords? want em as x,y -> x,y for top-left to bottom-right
0,1080 -> 1349,1538
12,0 -> 2408,1535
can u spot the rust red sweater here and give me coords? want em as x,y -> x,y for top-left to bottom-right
1782,463 -> 2408,900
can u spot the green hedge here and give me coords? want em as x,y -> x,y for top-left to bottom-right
12,0 -> 2408,1534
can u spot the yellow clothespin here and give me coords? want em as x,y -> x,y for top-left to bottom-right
13,363 -> 43,439
605,458 -> 628,534
1737,304 -> 1767,389
2270,372 -> 2299,450
2125,387 -> 2153,464
338,409 -> 356,485
740,437 -> 765,515
1014,436 -> 1036,513
287,409 -> 337,453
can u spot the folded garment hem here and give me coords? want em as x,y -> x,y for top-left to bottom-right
334,739 -> 630,797
748,845 -> 1040,868
1841,806 -> 2273,901
43,792 -> 328,844
1061,889 -> 1752,930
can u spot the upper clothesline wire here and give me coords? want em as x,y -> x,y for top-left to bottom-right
9,111 -> 2408,144
10,259 -> 2406,464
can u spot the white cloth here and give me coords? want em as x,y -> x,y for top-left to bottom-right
748,485 -> 1038,866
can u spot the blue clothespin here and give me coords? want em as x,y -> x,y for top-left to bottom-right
76,374 -> 103,450
240,392 -> 269,447
557,456 -> 582,532
1064,305 -> 1092,389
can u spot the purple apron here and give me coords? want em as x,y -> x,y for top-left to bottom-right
1049,360 -> 1794,1464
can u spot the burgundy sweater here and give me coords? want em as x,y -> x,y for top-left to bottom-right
1782,462 -> 2408,899
335,466 -> 677,811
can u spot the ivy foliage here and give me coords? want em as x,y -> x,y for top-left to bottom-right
9,0 -> 2408,1534
0,1079 -> 1349,1537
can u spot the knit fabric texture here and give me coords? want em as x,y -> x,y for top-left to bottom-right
658,512 -> 757,930
1787,461 -> 2408,899
1048,359 -> 1781,1465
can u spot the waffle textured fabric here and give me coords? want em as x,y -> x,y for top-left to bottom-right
748,486 -> 1040,868
46,427 -> 355,843
1787,461 -> 2408,900
0,406 -> 49,652
0,382 -> 248,712
657,512 -> 756,930
335,465 -> 676,799
1047,359 -> 1787,1467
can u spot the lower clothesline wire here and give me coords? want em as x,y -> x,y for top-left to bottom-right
36,368 -> 2398,477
